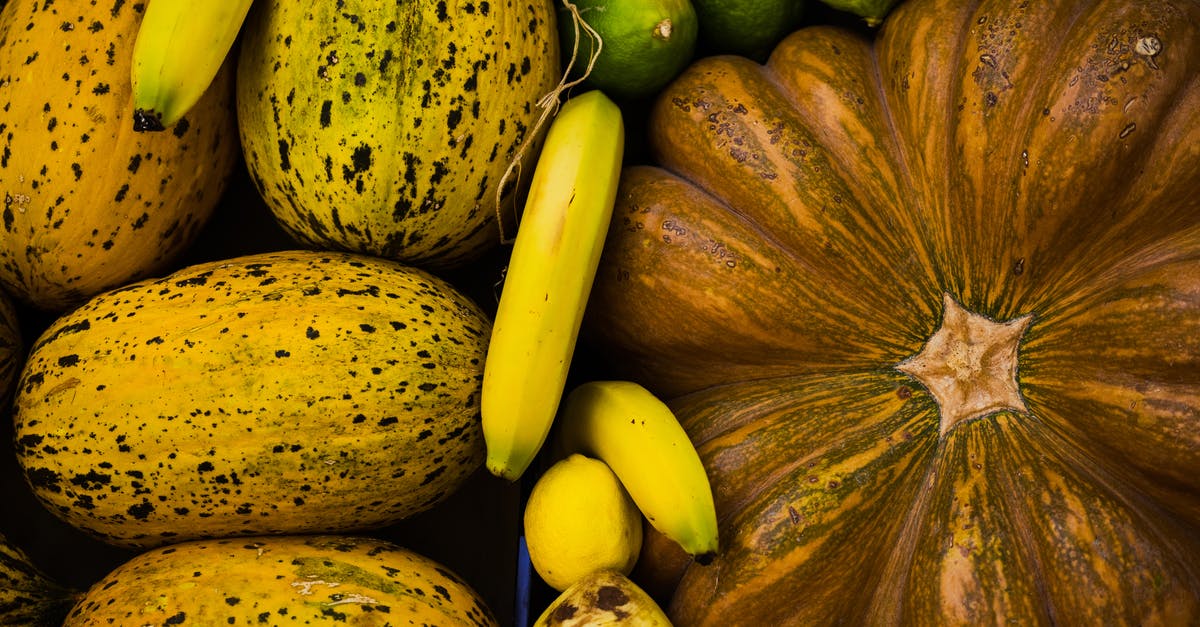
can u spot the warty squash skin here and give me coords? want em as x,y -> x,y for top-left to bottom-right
0,0 -> 238,310
237,0 -> 560,269
12,250 -> 491,548
63,534 -> 498,626
584,0 -> 1200,624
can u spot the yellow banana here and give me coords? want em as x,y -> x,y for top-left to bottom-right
557,380 -> 719,561
481,89 -> 625,481
130,0 -> 254,131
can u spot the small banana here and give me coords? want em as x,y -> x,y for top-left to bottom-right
556,380 -> 719,561
130,0 -> 254,131
481,89 -> 625,481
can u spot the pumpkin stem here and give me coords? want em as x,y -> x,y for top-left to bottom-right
895,293 -> 1033,436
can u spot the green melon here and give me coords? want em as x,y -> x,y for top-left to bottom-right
237,0 -> 561,269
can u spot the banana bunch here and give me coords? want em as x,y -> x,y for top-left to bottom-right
130,0 -> 254,131
557,380 -> 719,561
481,89 -> 625,481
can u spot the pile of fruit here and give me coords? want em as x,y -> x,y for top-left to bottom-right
2,0 -> 1198,625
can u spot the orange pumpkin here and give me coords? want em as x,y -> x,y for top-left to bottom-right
584,0 -> 1200,623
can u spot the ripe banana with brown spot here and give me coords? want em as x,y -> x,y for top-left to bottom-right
557,380 -> 719,561
130,0 -> 254,130
481,90 -> 625,481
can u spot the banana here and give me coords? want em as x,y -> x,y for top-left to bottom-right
481,89 -> 625,481
130,0 -> 254,131
556,380 -> 719,561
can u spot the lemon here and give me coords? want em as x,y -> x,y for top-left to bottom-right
523,454 -> 643,591
557,0 -> 698,101
692,0 -> 805,61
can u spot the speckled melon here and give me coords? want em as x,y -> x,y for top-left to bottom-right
0,0 -> 238,310
63,534 -> 498,626
236,0 -> 560,269
0,531 -> 78,627
13,250 -> 491,548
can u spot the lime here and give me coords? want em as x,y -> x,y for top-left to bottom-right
692,0 -> 805,61
557,0 -> 698,101
523,454 -> 644,591
818,0 -> 901,26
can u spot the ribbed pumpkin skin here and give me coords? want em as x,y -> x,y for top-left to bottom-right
63,535 -> 498,626
0,0 -> 238,310
13,250 -> 491,548
237,0 -> 559,269
585,0 -> 1200,624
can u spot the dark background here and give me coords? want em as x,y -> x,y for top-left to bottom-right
0,2 -> 872,625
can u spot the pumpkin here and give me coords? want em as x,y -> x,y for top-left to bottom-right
584,0 -> 1200,623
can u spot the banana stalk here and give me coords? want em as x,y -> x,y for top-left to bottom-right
557,380 -> 719,561
481,90 -> 625,481
130,0 -> 254,131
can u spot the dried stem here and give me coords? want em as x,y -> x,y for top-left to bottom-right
494,0 -> 604,244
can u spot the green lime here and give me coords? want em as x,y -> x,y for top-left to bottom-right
557,0 -> 698,101
817,0 -> 901,26
692,0 -> 805,61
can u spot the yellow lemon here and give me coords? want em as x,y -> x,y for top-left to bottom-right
523,454 -> 643,591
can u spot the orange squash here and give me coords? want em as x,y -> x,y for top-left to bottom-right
584,0 -> 1200,623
